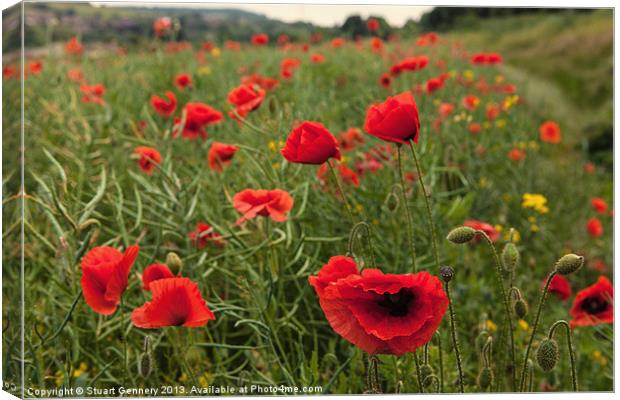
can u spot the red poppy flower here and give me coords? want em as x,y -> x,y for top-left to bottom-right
583,162 -> 596,174
134,146 -> 161,175
356,158 -> 383,175
281,121 -> 341,165
227,84 -> 266,119
225,40 -> 241,50
64,36 -> 84,55
364,91 -> 420,145
208,142 -> 239,172
487,53 -> 503,64
508,148 -> 526,162
3,66 -> 15,78
142,264 -> 175,291
370,38 -> 383,52
317,163 -> 360,188
280,58 -> 301,79
486,104 -> 500,120
586,217 -> 603,237
539,121 -> 561,143
570,276 -> 613,328
463,220 -> 499,242
545,274 -> 572,301
174,73 -> 192,89
439,102 -> 454,118
468,122 -> 482,134
331,38 -> 345,48
277,34 -> 289,46
233,189 -> 294,224
150,91 -> 177,117
462,95 -> 480,111
80,83 -> 106,106
309,256 -> 447,355
379,73 -> 392,88
67,68 -> 84,83
241,74 -> 279,91
591,197 -> 609,214
188,222 -> 225,248
426,77 -> 443,93
310,53 -> 325,64
28,61 -> 42,75
338,128 -> 364,152
153,17 -> 172,37
367,18 -> 380,32
174,102 -> 223,140
132,277 -> 215,328
81,245 -> 139,315
251,33 -> 269,46
201,41 -> 214,51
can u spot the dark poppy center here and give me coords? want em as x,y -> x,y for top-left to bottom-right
377,289 -> 414,317
581,296 -> 609,315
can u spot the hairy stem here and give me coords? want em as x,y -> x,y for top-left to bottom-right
478,230 -> 516,391
519,270 -> 557,391
444,280 -> 464,393
408,140 -> 440,270
397,145 -> 417,272
548,320 -> 578,391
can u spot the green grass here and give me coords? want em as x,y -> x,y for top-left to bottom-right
2,14 -> 613,395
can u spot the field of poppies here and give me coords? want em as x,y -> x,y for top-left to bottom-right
2,10 -> 614,397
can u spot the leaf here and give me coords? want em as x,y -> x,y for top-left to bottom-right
78,167 -> 107,225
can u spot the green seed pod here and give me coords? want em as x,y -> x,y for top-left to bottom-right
420,365 -> 434,388
477,367 -> 493,390
501,242 -> 520,272
513,299 -> 529,319
166,252 -> 183,275
536,338 -> 559,372
138,351 -> 153,379
446,226 -> 476,244
385,191 -> 399,212
555,254 -> 584,275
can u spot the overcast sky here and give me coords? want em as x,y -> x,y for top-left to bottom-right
93,2 -> 433,27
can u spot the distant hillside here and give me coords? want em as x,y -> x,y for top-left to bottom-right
448,9 -> 613,168
2,2 -> 331,52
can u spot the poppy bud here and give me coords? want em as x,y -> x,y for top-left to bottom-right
501,242 -> 519,272
513,299 -> 528,319
166,252 -> 183,275
554,254 -> 584,275
446,226 -> 476,244
536,338 -> 559,372
477,367 -> 493,390
384,191 -> 399,212
420,364 -> 434,387
138,351 -> 153,379
439,266 -> 454,283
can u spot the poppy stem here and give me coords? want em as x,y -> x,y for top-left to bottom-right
412,350 -> 424,393
519,270 -> 557,391
408,140 -> 440,271
120,296 -> 128,386
443,280 -> 465,393
478,230 -> 516,391
347,221 -> 376,268
327,160 -> 354,222
548,320 -> 578,391
435,331 -> 444,392
396,145 -> 417,273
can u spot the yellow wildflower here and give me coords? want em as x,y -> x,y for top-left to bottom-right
355,204 -> 364,214
463,70 -> 474,80
211,47 -> 221,57
179,372 -> 188,383
479,177 -> 488,188
522,193 -> 549,214
272,163 -> 280,170
372,218 -> 380,225
518,319 -> 530,331
268,140 -> 277,152
495,74 -> 505,83
483,121 -> 492,130
485,320 -> 497,332
495,119 -> 506,128
197,66 -> 211,76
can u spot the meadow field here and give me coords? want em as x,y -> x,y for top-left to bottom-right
1,6 -> 613,396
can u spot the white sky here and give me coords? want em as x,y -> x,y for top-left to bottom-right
92,2 -> 433,27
